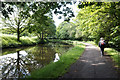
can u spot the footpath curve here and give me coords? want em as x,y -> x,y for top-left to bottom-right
62,43 -> 119,78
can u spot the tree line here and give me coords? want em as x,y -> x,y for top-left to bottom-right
1,2 -> 120,51
1,2 -> 75,41
56,2 -> 120,51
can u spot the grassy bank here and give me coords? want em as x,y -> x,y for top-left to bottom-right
105,48 -> 120,67
1,34 -> 37,48
28,42 -> 85,78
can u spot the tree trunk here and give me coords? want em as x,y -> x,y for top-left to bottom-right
42,32 -> 43,40
17,18 -> 21,42
17,26 -> 20,42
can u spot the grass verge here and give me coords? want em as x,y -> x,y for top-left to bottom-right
1,34 -> 37,48
105,48 -> 120,67
28,42 -> 85,78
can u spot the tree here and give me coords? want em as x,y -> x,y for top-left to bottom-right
28,16 -> 56,40
1,1 -> 76,42
75,2 -> 120,50
27,1 -> 76,41
1,2 -> 30,41
1,2 -> 75,21
56,21 -> 76,40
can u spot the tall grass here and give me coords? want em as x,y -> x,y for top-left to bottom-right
1,34 -> 37,48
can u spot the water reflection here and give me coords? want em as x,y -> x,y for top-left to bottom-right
1,43 -> 73,79
1,51 -> 30,78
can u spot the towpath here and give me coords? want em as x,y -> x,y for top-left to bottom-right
62,43 -> 119,79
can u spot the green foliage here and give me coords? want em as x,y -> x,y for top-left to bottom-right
1,34 -> 37,48
20,36 -> 36,45
28,42 -> 85,78
2,2 -> 75,21
29,16 -> 56,40
1,2 -> 31,41
56,21 -> 76,40
1,2 -> 76,42
75,2 -> 120,50
76,2 -> 120,48
2,34 -> 20,47
56,2 -> 120,51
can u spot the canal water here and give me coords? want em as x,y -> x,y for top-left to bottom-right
0,43 -> 73,79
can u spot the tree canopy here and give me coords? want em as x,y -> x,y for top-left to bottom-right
56,2 -> 120,51
1,1 -> 75,41
1,1 -> 120,51
76,2 -> 120,49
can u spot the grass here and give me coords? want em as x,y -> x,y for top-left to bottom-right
105,48 -> 120,67
28,42 -> 85,78
1,34 -> 37,48
83,41 -> 98,46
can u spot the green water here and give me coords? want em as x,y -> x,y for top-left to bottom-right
0,43 -> 73,79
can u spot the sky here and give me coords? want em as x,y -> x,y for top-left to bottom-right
53,2 -> 79,27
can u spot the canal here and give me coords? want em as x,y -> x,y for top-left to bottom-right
0,42 -> 73,79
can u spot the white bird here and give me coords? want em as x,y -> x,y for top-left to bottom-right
54,53 -> 60,62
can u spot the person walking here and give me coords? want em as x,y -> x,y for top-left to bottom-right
99,37 -> 106,56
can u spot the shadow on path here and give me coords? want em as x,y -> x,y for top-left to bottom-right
61,43 -> 119,79
104,55 -> 113,57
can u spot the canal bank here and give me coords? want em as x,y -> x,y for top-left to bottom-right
1,35 -> 85,79
1,34 -> 38,49
1,34 -> 72,49
28,42 -> 85,78
1,41 -> 78,79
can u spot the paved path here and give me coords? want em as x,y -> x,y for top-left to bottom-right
62,43 -> 119,78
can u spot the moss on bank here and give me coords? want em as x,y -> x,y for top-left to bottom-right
28,42 -> 85,78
